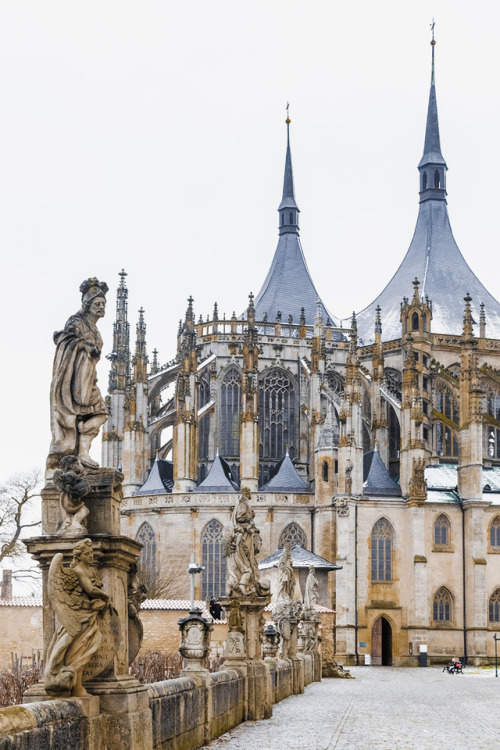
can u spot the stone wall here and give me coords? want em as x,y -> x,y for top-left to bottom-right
0,661 -> 312,750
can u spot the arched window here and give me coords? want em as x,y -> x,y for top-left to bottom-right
198,375 -> 211,460
487,389 -> 500,421
259,368 -> 296,462
279,522 -> 307,549
220,368 -> 241,457
363,391 -> 371,419
490,517 -> 500,548
422,314 -> 427,331
435,422 -> 459,457
136,522 -> 157,576
434,385 -> 459,424
486,427 -> 500,460
322,461 -> 329,482
412,312 -> 419,331
434,170 -> 440,188
289,211 -> 293,224
433,587 -> 452,622
422,172 -> 427,190
434,514 -> 450,547
371,518 -> 393,582
201,519 -> 226,600
489,589 -> 500,623
281,213 -> 284,226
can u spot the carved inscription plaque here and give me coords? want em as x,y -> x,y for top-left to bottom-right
82,608 -> 121,682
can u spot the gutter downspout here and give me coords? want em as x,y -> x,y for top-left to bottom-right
458,490 -> 468,666
355,500 -> 359,666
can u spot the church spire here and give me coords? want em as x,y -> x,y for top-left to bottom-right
278,105 -> 300,235
108,268 -> 130,392
418,22 -> 447,202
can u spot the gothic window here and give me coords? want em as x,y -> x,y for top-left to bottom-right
435,422 -> 458,458
371,518 -> 393,582
388,405 -> 400,461
489,589 -> 500,623
201,519 -> 226,600
322,461 -> 329,482
434,170 -> 440,188
487,389 -> 500,421
281,213 -> 284,226
422,172 -> 427,190
434,514 -> 450,547
289,212 -> 293,223
434,385 -> 459,424
198,375 -> 211,460
363,391 -> 371,419
433,587 -> 452,622
412,312 -> 419,331
490,517 -> 500,548
259,368 -> 296,461
136,522 -> 157,576
279,522 -> 307,549
422,314 -> 427,331
486,427 -> 500,459
325,369 -> 345,395
220,368 -> 241,458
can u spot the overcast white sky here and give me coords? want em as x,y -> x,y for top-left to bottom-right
1,0 -> 500,485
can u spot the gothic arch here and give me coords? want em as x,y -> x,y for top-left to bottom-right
258,366 -> 298,463
432,586 -> 454,623
278,522 -> 307,549
489,588 -> 500,624
489,515 -> 500,549
201,519 -> 226,600
218,365 -> 241,458
434,513 -> 451,547
370,517 -> 394,582
136,521 -> 157,576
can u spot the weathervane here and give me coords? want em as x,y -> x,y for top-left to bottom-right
430,18 -> 436,45
286,101 -> 290,125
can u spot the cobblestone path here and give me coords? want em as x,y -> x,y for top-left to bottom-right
202,667 -> 500,749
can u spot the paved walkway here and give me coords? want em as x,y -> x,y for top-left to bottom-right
202,667 -> 500,749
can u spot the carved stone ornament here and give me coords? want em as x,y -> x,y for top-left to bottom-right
53,455 -> 91,537
333,496 -> 349,517
303,566 -> 320,620
409,457 -> 427,502
178,611 -> 213,672
223,487 -> 270,599
44,538 -> 119,697
298,622 -> 317,655
224,631 -> 246,659
127,562 -> 147,665
272,545 -> 302,660
262,622 -> 280,661
47,278 -> 109,472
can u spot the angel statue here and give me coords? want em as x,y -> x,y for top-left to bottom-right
47,278 -> 109,472
44,538 -> 112,696
53,455 -> 91,536
223,487 -> 270,598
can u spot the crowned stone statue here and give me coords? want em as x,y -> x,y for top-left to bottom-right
47,278 -> 109,472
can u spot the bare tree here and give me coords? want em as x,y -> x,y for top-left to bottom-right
136,560 -> 187,600
0,470 -> 42,584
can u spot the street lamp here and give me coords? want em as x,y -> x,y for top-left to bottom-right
494,633 -> 500,678
188,554 -> 204,612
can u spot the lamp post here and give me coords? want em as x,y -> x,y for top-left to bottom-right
494,633 -> 500,678
188,554 -> 204,613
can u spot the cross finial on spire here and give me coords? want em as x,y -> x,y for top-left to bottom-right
286,101 -> 290,125
430,18 -> 436,85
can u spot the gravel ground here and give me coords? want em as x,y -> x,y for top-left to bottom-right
202,666 -> 500,750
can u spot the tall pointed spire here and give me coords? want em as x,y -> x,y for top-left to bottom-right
108,269 -> 130,392
278,105 -> 300,235
418,22 -> 447,201
132,307 -> 148,383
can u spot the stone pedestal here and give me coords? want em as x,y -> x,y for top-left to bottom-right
299,617 -> 322,683
220,595 -> 272,721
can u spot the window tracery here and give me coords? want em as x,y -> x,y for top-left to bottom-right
201,519 -> 226,600
384,368 -> 402,402
198,374 -> 211,460
220,368 -> 241,457
278,522 -> 306,549
434,514 -> 450,547
490,516 -> 500,548
489,589 -> 500,623
433,587 -> 452,622
136,522 -> 157,576
258,368 -> 296,462
371,518 -> 393,582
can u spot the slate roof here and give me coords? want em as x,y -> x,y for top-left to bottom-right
425,463 -> 500,504
355,53 -> 500,344
134,458 -> 174,496
194,452 -> 238,493
259,544 -> 341,571
363,449 -> 401,496
259,451 -> 311,493
253,122 -> 339,329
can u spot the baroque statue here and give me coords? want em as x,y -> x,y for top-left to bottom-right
223,487 -> 270,598
303,565 -> 319,615
273,545 -> 301,660
47,278 -> 109,472
44,538 -> 116,696
53,455 -> 91,536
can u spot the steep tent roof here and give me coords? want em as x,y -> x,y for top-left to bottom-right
355,39 -> 500,344
253,118 -> 338,328
193,451 -> 239,493
134,457 -> 174,496
259,544 -> 341,571
259,450 -> 311,493
363,449 -> 401,497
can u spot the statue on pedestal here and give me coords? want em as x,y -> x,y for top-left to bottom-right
273,545 -> 301,659
44,538 -> 118,697
223,487 -> 270,598
47,278 -> 109,472
302,565 -> 320,620
53,455 -> 90,536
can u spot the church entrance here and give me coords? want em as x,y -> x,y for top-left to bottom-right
371,616 -> 392,665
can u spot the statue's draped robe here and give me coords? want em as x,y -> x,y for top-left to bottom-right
49,313 -> 107,458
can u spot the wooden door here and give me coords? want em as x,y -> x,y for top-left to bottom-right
371,617 -> 382,665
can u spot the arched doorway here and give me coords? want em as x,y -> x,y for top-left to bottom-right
371,616 -> 392,666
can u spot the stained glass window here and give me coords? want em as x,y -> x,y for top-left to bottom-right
259,368 -> 296,461
434,514 -> 450,546
433,588 -> 452,622
489,589 -> 500,623
220,368 -> 241,458
201,519 -> 226,600
371,518 -> 393,582
136,522 -> 157,576
278,522 -> 306,549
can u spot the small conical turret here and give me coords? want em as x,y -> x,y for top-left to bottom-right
462,292 -> 475,340
108,268 -> 130,393
132,307 -> 148,383
418,24 -> 447,202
